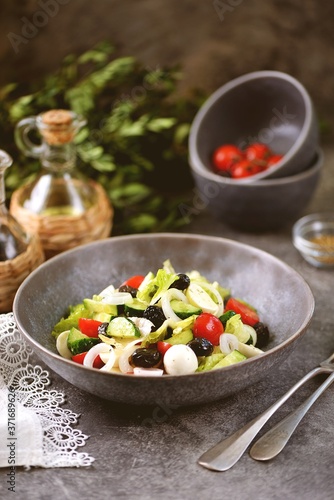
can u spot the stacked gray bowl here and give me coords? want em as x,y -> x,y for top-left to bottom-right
189,71 -> 321,231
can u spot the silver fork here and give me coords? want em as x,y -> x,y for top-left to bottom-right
198,353 -> 334,472
250,354 -> 334,461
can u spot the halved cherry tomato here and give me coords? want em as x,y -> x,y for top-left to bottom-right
245,143 -> 272,162
121,275 -> 145,289
71,352 -> 105,369
231,160 -> 265,179
157,341 -> 172,356
212,145 -> 243,172
78,318 -> 103,338
224,297 -> 259,326
267,154 -> 283,167
193,313 -> 224,346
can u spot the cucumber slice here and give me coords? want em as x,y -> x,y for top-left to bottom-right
213,350 -> 246,369
166,328 -> 194,345
219,310 -> 236,326
106,317 -> 141,339
170,299 -> 202,319
124,299 -> 147,317
83,298 -> 117,315
93,312 -> 112,323
67,327 -> 100,355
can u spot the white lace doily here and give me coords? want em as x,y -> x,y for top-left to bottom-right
0,313 -> 95,468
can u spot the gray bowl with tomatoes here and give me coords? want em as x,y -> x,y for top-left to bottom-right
189,70 -> 319,182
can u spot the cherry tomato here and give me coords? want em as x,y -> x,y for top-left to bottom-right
78,318 -> 103,338
193,313 -> 224,346
157,341 -> 172,356
121,275 -> 145,289
267,154 -> 283,167
212,145 -> 243,172
231,160 -> 265,179
224,297 -> 259,326
71,352 -> 105,369
245,143 -> 272,162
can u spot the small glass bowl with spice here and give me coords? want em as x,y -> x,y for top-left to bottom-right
293,212 -> 334,268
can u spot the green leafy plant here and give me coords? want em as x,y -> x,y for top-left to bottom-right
0,42 -> 204,234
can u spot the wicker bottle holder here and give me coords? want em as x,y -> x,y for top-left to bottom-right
0,234 -> 44,313
10,181 -> 113,260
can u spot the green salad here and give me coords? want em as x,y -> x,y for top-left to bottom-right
52,260 -> 270,376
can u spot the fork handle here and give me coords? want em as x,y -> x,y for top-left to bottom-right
249,370 -> 334,461
198,366 -> 326,472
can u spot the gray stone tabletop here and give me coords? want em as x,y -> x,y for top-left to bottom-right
1,146 -> 334,500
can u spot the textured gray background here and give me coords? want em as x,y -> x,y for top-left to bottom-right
1,0 -> 334,139
1,2 -> 334,498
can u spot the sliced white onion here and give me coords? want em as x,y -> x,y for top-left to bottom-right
56,330 -> 72,359
133,367 -> 163,377
118,338 -> 142,374
101,292 -> 133,305
99,284 -> 115,297
219,333 -> 239,355
196,282 -> 224,317
128,317 -> 154,336
237,342 -> 264,358
99,346 -> 123,369
161,288 -> 188,323
241,324 -> 257,346
83,343 -> 115,371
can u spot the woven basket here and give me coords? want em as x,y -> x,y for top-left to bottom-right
10,181 -> 113,259
0,234 -> 44,313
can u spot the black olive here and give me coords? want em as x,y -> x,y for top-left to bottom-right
97,322 -> 109,336
164,326 -> 174,339
187,337 -> 214,357
170,273 -> 191,291
253,322 -> 270,348
129,348 -> 162,368
219,310 -> 236,326
143,305 -> 166,330
118,284 -> 138,298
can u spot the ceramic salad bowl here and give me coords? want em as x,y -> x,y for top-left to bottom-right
13,233 -> 314,406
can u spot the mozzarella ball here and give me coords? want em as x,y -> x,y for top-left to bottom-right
163,344 -> 198,375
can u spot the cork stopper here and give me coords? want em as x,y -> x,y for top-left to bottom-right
40,109 -> 76,145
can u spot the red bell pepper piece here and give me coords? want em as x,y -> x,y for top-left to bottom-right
224,297 -> 259,326
121,275 -> 145,289
78,318 -> 103,338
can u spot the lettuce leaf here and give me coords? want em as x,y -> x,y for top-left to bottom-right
52,303 -> 89,338
163,259 -> 176,274
225,314 -> 250,343
141,319 -> 170,347
171,315 -> 196,334
137,268 -> 177,305
196,353 -> 225,372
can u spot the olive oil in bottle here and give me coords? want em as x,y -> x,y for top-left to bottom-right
14,109 -> 97,216
11,109 -> 113,258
